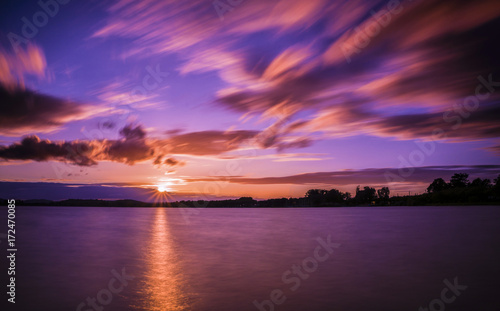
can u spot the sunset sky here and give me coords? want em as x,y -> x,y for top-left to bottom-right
1,0 -> 500,201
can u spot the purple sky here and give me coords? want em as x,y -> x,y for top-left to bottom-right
1,0 -> 500,200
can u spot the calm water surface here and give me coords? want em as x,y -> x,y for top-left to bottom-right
2,206 -> 500,311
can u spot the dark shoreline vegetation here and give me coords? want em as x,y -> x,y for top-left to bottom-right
2,173 -> 500,208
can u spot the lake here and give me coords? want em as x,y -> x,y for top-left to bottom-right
2,206 -> 500,310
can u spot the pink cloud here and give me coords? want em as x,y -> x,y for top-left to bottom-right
0,44 -> 47,90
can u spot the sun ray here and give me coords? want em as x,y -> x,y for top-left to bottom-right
143,182 -> 175,207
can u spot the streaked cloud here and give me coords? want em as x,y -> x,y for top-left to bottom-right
185,165 -> 500,185
91,0 -> 500,147
0,44 -> 46,90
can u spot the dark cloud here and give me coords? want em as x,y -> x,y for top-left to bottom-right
0,136 -> 97,166
164,157 -> 185,167
0,124 -> 157,166
0,85 -> 90,136
100,124 -> 155,164
252,116 -> 316,151
152,155 -> 186,167
275,138 -> 313,151
119,124 -> 146,140
0,124 -> 259,166
104,140 -> 152,164
305,100 -> 500,142
369,102 -> 500,141
100,120 -> 116,130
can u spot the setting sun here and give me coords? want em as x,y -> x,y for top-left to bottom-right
157,185 -> 168,193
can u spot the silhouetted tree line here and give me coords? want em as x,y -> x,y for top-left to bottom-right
302,186 -> 391,206
4,173 -> 499,207
419,173 -> 500,204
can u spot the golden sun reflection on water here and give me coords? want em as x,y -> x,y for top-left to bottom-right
135,208 -> 190,311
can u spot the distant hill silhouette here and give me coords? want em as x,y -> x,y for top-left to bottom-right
2,173 -> 499,207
